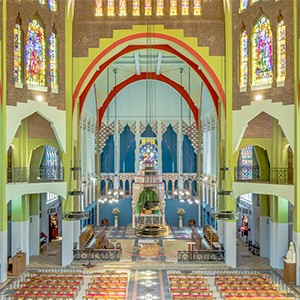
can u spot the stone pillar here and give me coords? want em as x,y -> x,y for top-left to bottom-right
61,220 -> 75,266
270,196 -> 289,269
224,220 -> 237,268
11,196 -> 30,264
259,195 -> 270,258
29,194 -> 40,256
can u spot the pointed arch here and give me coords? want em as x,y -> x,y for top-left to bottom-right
25,13 -> 46,87
14,13 -> 23,86
251,15 -> 273,86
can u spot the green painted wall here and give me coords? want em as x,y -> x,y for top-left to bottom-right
270,196 -> 288,223
11,196 -> 30,222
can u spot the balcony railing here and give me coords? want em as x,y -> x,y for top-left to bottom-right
235,167 -> 293,185
7,167 -> 64,183
177,249 -> 225,262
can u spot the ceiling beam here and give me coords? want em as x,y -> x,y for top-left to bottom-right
134,51 -> 141,75
156,51 -> 163,75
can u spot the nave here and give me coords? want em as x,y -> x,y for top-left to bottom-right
0,226 -> 299,300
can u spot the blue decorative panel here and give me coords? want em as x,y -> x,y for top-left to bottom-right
101,135 -> 114,172
162,125 -> 177,172
182,135 -> 196,173
141,124 -> 156,137
119,125 -> 135,172
98,198 -> 132,226
165,199 -> 198,226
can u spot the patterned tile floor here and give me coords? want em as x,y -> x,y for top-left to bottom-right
1,226 -> 300,299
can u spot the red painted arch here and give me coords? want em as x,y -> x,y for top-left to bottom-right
98,72 -> 198,126
73,32 -> 225,114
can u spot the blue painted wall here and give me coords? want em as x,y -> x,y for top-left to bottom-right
101,135 -> 114,172
119,125 -> 136,172
162,125 -> 177,173
182,135 -> 196,173
165,199 -> 199,226
98,197 -> 133,226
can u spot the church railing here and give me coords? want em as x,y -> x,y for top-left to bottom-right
7,167 -> 64,183
73,248 -> 121,261
177,249 -> 225,262
234,167 -> 292,184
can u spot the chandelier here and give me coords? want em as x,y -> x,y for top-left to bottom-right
173,188 -> 200,204
98,188 -> 124,204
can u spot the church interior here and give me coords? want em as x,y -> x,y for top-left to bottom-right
0,0 -> 300,299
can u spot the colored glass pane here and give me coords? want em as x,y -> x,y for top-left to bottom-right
250,0 -> 259,5
182,0 -> 189,15
156,0 -> 164,16
139,140 -> 158,169
193,0 -> 201,16
48,0 -> 57,11
13,22 -> 22,85
107,0 -> 115,16
25,19 -> 46,87
39,0 -> 46,4
252,16 -> 273,86
119,0 -> 126,16
170,0 -> 177,16
133,0 -> 140,16
276,19 -> 286,83
95,0 -> 103,16
240,30 -> 248,88
145,0 -> 152,16
49,30 -> 58,90
239,0 -> 248,11
240,145 -> 253,179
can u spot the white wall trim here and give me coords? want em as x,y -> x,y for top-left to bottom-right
6,101 -> 66,152
6,182 -> 67,203
232,101 -> 294,153
233,181 -> 294,205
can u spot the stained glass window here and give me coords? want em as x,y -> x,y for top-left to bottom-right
193,0 -> 201,16
95,0 -> 103,16
145,0 -> 152,16
182,0 -> 189,15
240,24 -> 248,89
276,13 -> 286,83
119,0 -> 127,16
133,0 -> 140,16
49,26 -> 58,91
252,16 -> 273,86
48,0 -> 58,11
239,0 -> 248,11
170,0 -> 177,16
139,140 -> 158,169
26,17 -> 46,87
239,145 -> 253,179
156,0 -> 164,16
39,0 -> 46,4
107,0 -> 115,16
250,0 -> 259,5
14,14 -> 22,86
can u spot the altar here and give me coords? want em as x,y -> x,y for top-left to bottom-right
132,161 -> 165,229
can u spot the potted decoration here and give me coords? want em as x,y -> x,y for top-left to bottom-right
112,208 -> 120,227
177,208 -> 185,227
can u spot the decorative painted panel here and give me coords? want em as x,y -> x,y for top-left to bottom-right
156,0 -> 164,16
170,0 -> 177,16
276,13 -> 286,83
95,0 -> 103,16
49,26 -> 58,90
14,15 -> 22,85
25,18 -> 46,87
251,16 -> 273,86
133,0 -> 140,16
240,25 -> 248,89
